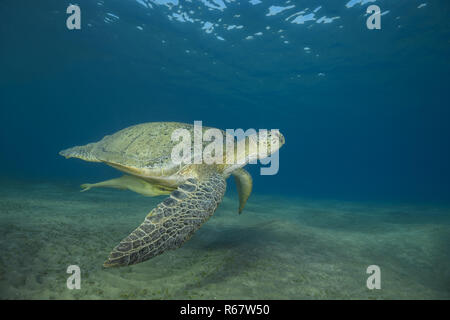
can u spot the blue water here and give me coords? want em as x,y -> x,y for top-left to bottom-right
0,0 -> 449,299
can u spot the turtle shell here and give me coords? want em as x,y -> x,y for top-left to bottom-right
60,122 -> 224,177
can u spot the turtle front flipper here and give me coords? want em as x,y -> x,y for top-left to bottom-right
232,168 -> 253,214
103,171 -> 226,268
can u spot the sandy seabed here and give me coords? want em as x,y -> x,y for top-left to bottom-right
0,179 -> 448,299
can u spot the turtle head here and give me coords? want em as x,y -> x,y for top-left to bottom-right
249,129 -> 285,160
266,130 -> 285,155
245,129 -> 284,176
223,129 -> 285,175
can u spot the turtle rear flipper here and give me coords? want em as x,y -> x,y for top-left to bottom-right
103,171 -> 226,267
59,143 -> 100,162
80,175 -> 171,196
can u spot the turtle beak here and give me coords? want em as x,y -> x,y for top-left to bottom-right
279,132 -> 285,146
273,131 -> 285,146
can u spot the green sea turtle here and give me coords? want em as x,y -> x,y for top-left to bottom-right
60,122 -> 285,267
